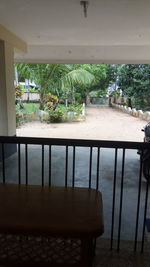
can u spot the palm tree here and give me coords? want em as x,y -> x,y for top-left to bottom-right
16,63 -> 95,109
61,68 -> 95,105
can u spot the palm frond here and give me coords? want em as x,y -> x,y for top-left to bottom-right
62,69 -> 95,88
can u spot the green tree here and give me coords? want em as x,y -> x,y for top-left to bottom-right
72,64 -> 110,103
61,67 -> 95,105
118,64 -> 150,109
16,63 -> 95,109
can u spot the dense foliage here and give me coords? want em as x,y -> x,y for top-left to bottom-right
16,64 -> 95,109
15,63 -> 150,110
117,64 -> 150,110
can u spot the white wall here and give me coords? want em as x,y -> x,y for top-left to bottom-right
0,40 -> 16,136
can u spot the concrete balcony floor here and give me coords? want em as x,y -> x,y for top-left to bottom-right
94,238 -> 150,266
0,144 -> 150,244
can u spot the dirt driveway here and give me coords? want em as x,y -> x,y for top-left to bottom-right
17,106 -> 146,141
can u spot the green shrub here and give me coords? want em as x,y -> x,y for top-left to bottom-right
16,113 -> 28,127
109,90 -> 120,98
67,104 -> 83,115
89,90 -> 106,98
15,84 -> 25,98
57,103 -> 82,114
44,103 -> 83,123
44,93 -> 58,111
47,110 -> 63,123
126,98 -> 132,107
16,103 -> 40,127
16,113 -> 23,127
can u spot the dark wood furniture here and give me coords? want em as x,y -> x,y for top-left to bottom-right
0,184 -> 104,266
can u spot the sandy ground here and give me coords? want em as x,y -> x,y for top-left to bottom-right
17,106 -> 147,141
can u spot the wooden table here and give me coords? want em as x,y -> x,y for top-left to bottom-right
0,184 -> 104,266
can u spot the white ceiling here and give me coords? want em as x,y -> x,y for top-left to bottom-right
1,0 -> 150,63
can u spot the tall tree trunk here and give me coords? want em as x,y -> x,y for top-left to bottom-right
40,91 -> 45,110
72,86 -> 75,104
65,91 -> 68,107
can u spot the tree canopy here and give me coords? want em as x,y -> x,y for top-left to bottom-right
117,64 -> 150,110
16,63 -> 96,108
16,63 -> 150,110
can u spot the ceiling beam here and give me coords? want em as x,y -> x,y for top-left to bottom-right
15,44 -> 150,64
0,24 -> 27,53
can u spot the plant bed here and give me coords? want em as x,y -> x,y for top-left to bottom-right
44,104 -> 85,123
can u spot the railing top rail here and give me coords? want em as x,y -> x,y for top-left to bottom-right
0,136 -> 150,150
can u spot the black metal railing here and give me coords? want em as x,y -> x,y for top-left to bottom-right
0,136 -> 150,253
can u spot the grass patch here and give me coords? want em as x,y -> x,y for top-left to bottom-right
22,103 -> 40,114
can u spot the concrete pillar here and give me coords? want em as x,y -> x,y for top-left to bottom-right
0,40 -> 16,136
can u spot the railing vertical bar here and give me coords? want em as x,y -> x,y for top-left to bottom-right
141,173 -> 149,253
110,148 -> 118,250
2,143 -> 5,184
42,144 -> 44,186
134,150 -> 143,252
65,146 -> 68,188
18,143 -> 21,185
117,148 -> 125,251
25,144 -> 28,185
49,145 -> 51,187
89,147 -> 93,189
72,146 -> 76,188
96,147 -> 100,190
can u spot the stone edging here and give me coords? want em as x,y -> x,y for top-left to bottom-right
111,103 -> 150,121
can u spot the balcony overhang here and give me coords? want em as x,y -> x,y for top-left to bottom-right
0,24 -> 27,53
1,0 -> 150,63
15,44 -> 150,64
